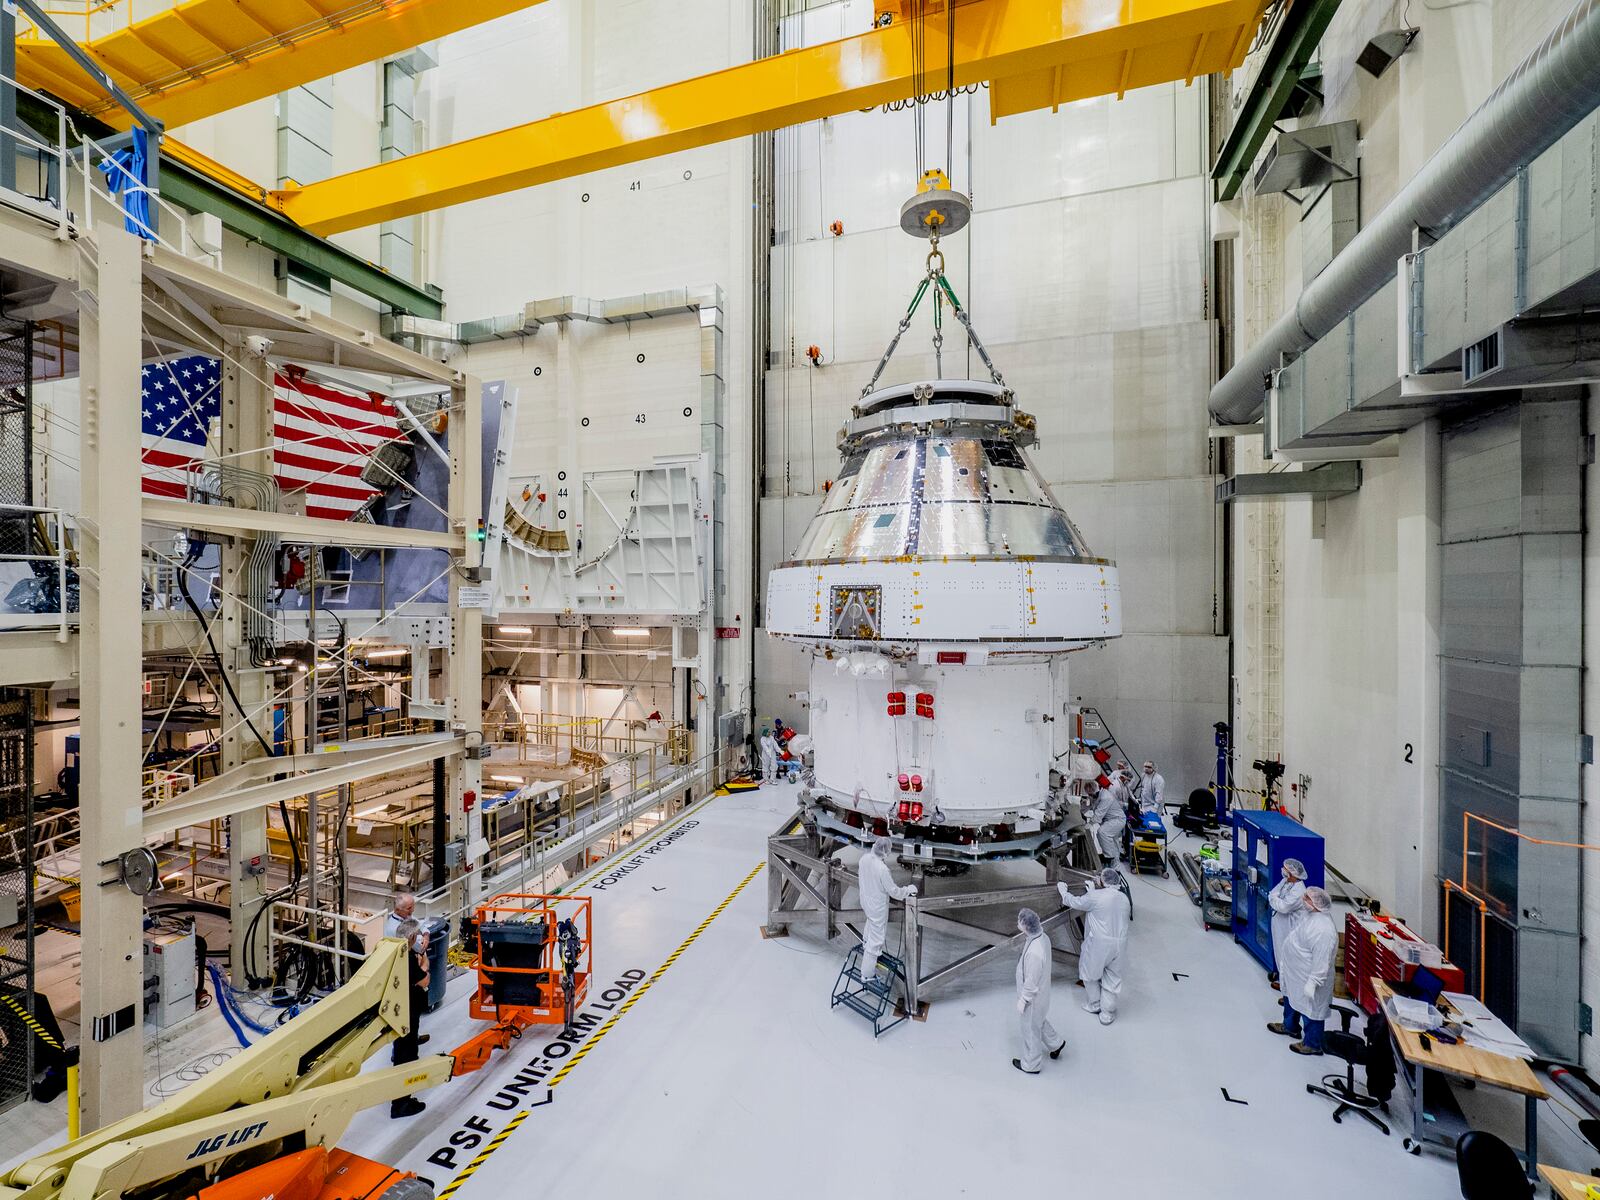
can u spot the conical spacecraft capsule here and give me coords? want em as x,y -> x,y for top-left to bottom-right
766,379 -> 1122,858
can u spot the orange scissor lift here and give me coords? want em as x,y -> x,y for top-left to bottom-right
450,892 -> 593,1074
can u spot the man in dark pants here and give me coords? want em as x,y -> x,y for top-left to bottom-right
390,918 -> 431,1118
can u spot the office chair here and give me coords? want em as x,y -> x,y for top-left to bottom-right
1305,1005 -> 1392,1135
1454,1131 -> 1534,1200
1169,789 -> 1218,836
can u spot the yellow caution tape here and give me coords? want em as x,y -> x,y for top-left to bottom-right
1,992 -> 62,1050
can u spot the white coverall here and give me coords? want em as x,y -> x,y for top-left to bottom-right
1138,770 -> 1165,812
758,734 -> 779,783
858,851 -> 913,976
1016,931 -> 1060,1071
1086,788 -> 1127,861
1278,907 -> 1339,1022
1266,877 -> 1307,975
1058,882 -> 1131,1019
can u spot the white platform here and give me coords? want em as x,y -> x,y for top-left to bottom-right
6,784 -> 1596,1197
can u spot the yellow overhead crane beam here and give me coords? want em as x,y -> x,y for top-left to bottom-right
15,0 -> 549,130
269,0 -> 1269,237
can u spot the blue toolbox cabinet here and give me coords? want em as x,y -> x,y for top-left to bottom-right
1231,809 -> 1324,973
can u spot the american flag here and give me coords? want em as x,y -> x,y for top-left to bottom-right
140,356 -> 404,521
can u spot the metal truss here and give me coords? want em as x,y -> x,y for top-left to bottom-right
764,817 -> 1102,1015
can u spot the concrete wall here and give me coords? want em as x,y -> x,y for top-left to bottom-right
1226,0 -> 1586,1051
170,68 -> 388,329
754,0 -> 1228,794
422,0 -> 756,739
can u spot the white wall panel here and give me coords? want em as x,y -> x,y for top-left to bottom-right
973,86 -> 1185,208
428,0 -> 755,738
777,99 -> 974,242
761,27 -> 1225,795
967,177 -> 1208,341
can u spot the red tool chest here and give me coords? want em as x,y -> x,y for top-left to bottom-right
1343,912 -> 1466,1013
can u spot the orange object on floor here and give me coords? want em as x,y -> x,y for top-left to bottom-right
197,1147 -> 418,1200
450,893 -> 593,1076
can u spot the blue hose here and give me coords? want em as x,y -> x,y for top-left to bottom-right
207,964 -> 286,1039
224,988 -> 281,1037
208,964 -> 251,1048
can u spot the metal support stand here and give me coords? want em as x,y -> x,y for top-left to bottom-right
764,814 -> 1100,1016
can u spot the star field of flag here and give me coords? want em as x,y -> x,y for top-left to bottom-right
140,356 -> 220,498
139,355 -> 404,520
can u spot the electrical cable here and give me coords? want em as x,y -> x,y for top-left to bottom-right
175,552 -> 309,986
945,0 -> 954,177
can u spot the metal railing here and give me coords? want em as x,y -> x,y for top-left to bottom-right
0,503 -> 71,639
0,71 -> 205,256
415,745 -> 719,932
0,78 -> 69,238
267,899 -> 370,989
141,766 -> 193,804
483,714 -> 692,764
20,2 -> 136,45
266,744 -> 725,973
76,125 -> 198,256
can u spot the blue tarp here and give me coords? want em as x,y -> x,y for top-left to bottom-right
97,127 -> 153,239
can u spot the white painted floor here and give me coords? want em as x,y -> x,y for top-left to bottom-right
8,783 -> 1599,1197
340,785 -> 1594,1198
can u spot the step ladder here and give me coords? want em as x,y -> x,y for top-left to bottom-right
1073,706 -> 1143,797
831,936 -> 910,1037
310,623 -> 351,747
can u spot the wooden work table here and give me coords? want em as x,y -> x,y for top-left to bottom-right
1373,980 -> 1547,1095
1373,979 -> 1547,1182
1541,1164 -> 1600,1198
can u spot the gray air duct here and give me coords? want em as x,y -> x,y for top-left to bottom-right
1211,0 -> 1600,425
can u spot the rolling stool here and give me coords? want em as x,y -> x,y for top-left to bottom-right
1305,1004 -> 1393,1135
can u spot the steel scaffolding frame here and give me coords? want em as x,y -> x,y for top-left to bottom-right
762,816 -> 1101,1016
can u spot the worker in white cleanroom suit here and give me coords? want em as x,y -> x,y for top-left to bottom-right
1013,907 -> 1065,1074
857,838 -> 915,980
1266,858 -> 1309,988
1058,868 -> 1132,1025
1270,886 -> 1339,1055
1138,761 -> 1165,812
1083,781 -> 1127,864
1107,767 -> 1132,810
758,728 -> 779,784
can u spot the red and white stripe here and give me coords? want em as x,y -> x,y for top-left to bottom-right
140,444 -> 200,498
273,372 -> 403,521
